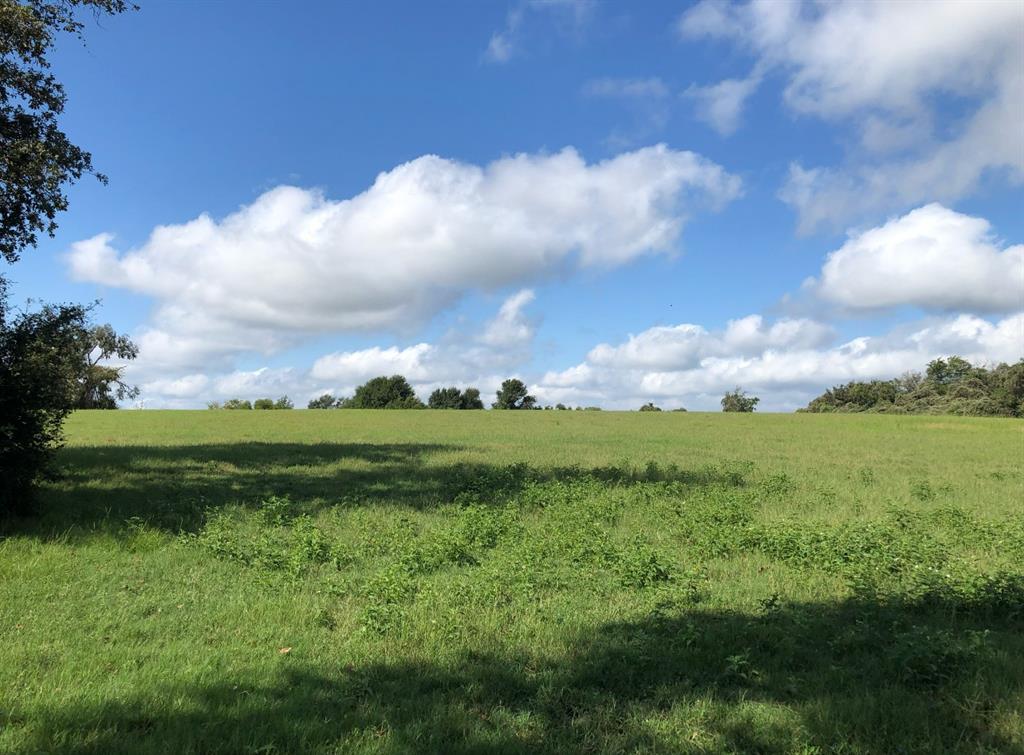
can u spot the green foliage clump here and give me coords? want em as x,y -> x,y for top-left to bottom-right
219,398 -> 252,410
721,387 -> 759,412
0,292 -> 91,514
638,402 -> 661,412
346,375 -> 424,409
493,378 -> 536,409
252,396 -> 293,410
428,386 -> 484,409
75,323 -> 139,408
803,356 -> 1024,416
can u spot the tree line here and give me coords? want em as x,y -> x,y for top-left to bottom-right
800,357 -> 1024,416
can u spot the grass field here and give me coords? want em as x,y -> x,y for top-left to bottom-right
1,410 -> 1022,754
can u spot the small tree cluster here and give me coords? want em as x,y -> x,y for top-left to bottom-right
427,386 -> 484,409
347,375 -> 424,409
639,402 -> 662,412
721,388 -> 760,413
802,357 -> 1024,416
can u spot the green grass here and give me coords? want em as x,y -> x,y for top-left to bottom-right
2,410 -> 1023,754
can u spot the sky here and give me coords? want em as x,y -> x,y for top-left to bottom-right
8,0 -> 1024,410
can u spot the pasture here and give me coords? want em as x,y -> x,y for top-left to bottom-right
1,410 -> 1022,753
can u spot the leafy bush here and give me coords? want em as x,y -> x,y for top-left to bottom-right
721,387 -> 759,412
802,357 -> 1024,416
0,293 -> 92,515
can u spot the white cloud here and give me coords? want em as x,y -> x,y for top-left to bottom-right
684,74 -> 761,136
484,0 -> 593,64
68,145 -> 740,372
678,0 -> 1024,230
536,312 -> 1024,411
812,204 -> 1024,313
135,290 -> 539,408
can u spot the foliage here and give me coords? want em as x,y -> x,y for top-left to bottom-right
721,387 -> 759,412
253,398 -> 274,410
493,378 -> 536,409
803,356 -> 1024,416
75,323 -> 138,408
0,288 -> 90,514
307,393 -> 339,409
220,398 -> 252,410
347,375 -> 424,409
1,0 -> 133,263
427,386 -> 484,410
638,402 -> 661,412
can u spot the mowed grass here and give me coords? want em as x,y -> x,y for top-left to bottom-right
1,410 -> 1022,754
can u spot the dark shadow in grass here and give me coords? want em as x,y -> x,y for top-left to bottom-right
11,593 -> 1022,754
7,443 -> 746,540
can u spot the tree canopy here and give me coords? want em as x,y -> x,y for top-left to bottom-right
493,378 -> 536,410
75,323 -> 138,408
2,0 -> 133,263
348,375 -> 424,409
428,386 -> 484,410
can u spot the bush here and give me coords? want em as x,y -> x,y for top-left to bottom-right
802,357 -> 1024,416
0,293 -> 92,515
721,388 -> 759,412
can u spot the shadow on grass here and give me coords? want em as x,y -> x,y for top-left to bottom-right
9,442 -> 746,538
10,595 -> 1022,754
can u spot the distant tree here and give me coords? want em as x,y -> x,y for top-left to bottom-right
926,356 -> 973,391
253,398 -> 274,410
721,388 -> 759,413
206,401 -> 221,410
639,402 -> 661,412
274,395 -> 293,410
307,394 -> 337,409
555,403 -> 568,410
75,324 -> 139,408
222,398 -> 252,410
671,407 -> 688,412
348,375 -> 424,409
493,378 -> 536,410
1,293 -> 92,514
428,387 -> 463,409
583,406 -> 602,411
461,387 -> 484,410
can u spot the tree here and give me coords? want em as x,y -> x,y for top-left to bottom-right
307,394 -> 337,409
273,395 -> 293,410
253,398 -> 274,410
75,323 -> 138,408
428,387 -> 463,409
1,290 -> 92,514
493,378 -> 535,410
222,398 -> 252,410
348,375 -> 424,409
639,402 -> 661,412
461,387 -> 484,410
721,387 -> 759,413
2,0 -> 134,264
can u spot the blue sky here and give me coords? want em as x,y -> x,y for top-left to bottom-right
10,0 -> 1023,409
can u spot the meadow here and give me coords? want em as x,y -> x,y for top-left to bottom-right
1,410 -> 1022,754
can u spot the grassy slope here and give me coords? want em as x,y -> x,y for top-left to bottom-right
1,410 -> 1022,753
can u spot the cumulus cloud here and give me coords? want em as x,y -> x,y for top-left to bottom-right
678,0 -> 1024,230
135,289 -> 539,408
535,312 -> 1023,411
810,204 -> 1024,313
68,145 -> 740,372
